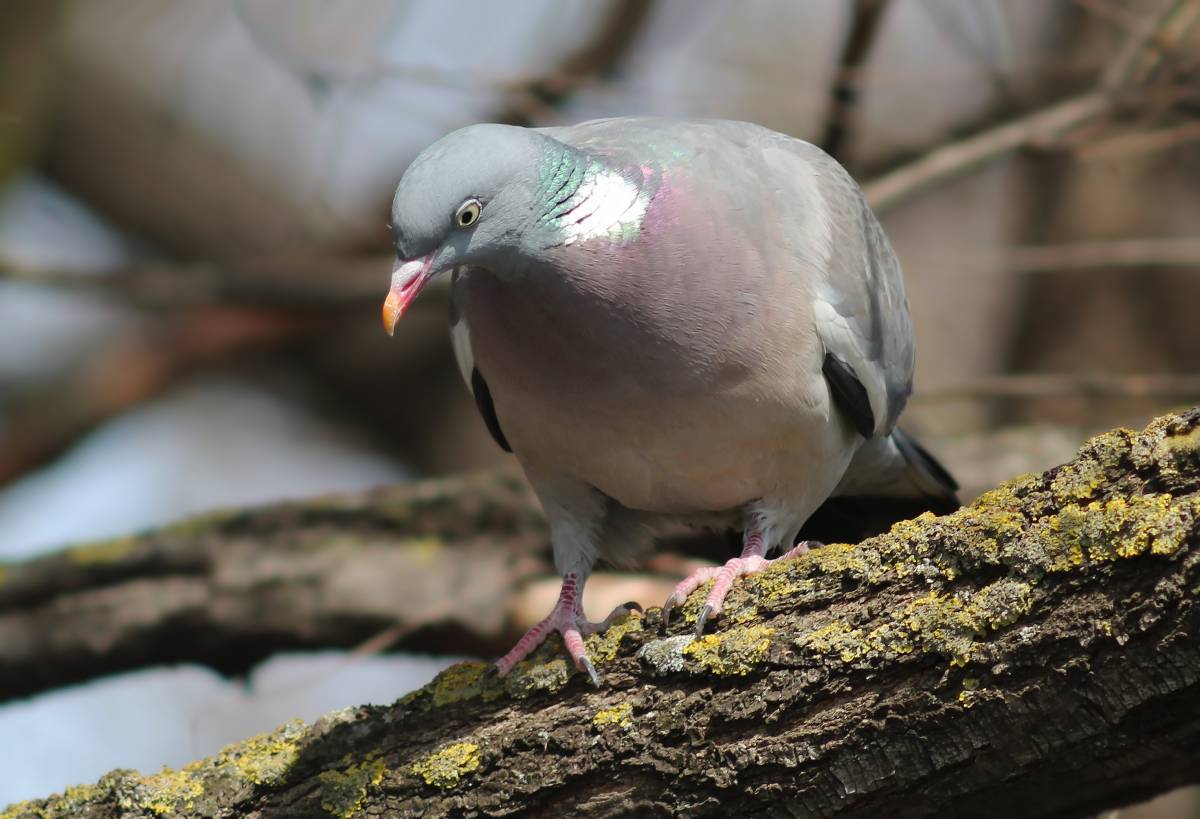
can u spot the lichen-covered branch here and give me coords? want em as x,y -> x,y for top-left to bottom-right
0,468 -> 550,702
7,409 -> 1200,818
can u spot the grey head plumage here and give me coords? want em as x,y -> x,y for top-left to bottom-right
388,124 -> 546,274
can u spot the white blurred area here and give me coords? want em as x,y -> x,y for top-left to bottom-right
0,654 -> 459,804
0,175 -> 456,804
0,376 -> 406,559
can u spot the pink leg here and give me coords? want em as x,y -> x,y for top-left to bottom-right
663,534 -> 815,636
491,573 -> 639,686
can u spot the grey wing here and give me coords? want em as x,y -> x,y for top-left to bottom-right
449,269 -> 511,453
543,117 -> 915,437
800,142 -> 914,437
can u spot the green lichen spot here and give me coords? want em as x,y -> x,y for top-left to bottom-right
677,581 -> 711,625
411,742 -> 480,790
972,472 -> 1040,510
68,535 -> 135,565
683,624 -> 773,675
797,620 -> 864,663
1050,456 -> 1109,503
592,701 -> 634,729
318,753 -> 387,818
139,767 -> 206,816
429,661 -> 498,708
731,558 -> 816,622
1043,493 -> 1196,569
505,655 -> 572,697
585,609 -> 644,664
405,536 -> 443,566
801,581 -> 1033,668
1,783 -> 100,819
219,719 -> 305,786
805,542 -> 873,580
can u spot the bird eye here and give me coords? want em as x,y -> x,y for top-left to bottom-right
455,199 -> 482,228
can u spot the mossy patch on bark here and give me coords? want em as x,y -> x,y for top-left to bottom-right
317,753 -> 387,818
410,742 -> 481,790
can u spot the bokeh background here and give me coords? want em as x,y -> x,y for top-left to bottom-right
1,0 -> 1198,813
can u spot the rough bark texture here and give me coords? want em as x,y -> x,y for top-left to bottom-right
6,409 -> 1200,819
0,469 -> 550,702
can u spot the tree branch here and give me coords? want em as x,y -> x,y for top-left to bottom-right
0,468 -> 550,702
6,408 -> 1200,818
862,0 -> 1200,212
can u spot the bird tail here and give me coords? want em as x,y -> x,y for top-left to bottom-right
798,428 -> 959,544
888,427 -> 960,512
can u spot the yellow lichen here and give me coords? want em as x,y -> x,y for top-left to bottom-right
0,783 -> 99,819
805,541 -> 874,580
801,581 -> 1033,668
411,742 -> 480,790
585,609 -> 644,664
429,661 -> 496,709
683,624 -> 773,675
797,620 -> 864,663
971,473 -> 1040,511
592,701 -> 634,729
747,559 -> 816,604
317,753 -> 387,818
1050,457 -> 1109,503
67,536 -> 135,565
405,537 -> 443,566
505,655 -> 572,697
218,719 -> 306,786
139,765 -> 206,815
1043,493 -> 1195,569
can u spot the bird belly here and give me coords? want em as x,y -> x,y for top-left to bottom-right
495,376 -> 854,517
461,266 -> 854,517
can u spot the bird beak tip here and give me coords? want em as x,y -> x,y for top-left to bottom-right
381,294 -> 402,337
381,253 -> 435,338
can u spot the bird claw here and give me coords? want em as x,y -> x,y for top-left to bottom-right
694,604 -> 714,637
578,656 -> 600,687
661,594 -> 684,631
491,592 -> 642,686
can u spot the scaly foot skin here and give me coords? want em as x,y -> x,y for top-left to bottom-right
490,572 -> 640,686
663,539 -> 817,635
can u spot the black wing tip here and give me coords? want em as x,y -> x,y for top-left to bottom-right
893,426 -> 959,497
823,352 -> 875,439
470,367 -> 512,453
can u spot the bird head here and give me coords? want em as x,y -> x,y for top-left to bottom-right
382,123 -> 549,335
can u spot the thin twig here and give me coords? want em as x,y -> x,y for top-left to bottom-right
1073,120 -> 1200,160
863,91 -> 1109,211
910,236 -> 1200,275
821,0 -> 892,163
1073,0 -> 1145,34
0,253 -> 400,309
863,0 -> 1200,212
917,372 -> 1200,402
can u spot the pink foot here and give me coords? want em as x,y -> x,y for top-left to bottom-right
491,573 -> 640,686
663,538 -> 815,636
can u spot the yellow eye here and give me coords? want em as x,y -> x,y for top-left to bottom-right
455,199 -> 482,228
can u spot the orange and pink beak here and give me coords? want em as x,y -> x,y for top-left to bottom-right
381,253 -> 436,336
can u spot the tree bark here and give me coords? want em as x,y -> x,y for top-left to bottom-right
6,408 -> 1200,819
0,468 -> 550,702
